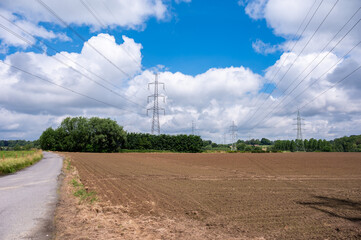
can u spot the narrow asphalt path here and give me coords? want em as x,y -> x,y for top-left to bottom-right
0,152 -> 63,240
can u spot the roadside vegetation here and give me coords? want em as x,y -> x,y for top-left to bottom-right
64,158 -> 97,203
0,150 -> 43,174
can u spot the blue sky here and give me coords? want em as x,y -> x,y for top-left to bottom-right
0,0 -> 360,141
1,0 -> 283,75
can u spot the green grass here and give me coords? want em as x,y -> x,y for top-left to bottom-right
66,159 -> 72,170
0,150 -> 43,174
71,178 -> 97,203
0,150 -> 36,159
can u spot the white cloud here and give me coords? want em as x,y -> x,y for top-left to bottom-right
236,0 -> 361,141
241,0 -> 267,20
0,0 -> 168,30
0,33 -> 265,140
0,8 -> 71,50
252,39 -> 280,55
1,31 -> 360,141
0,0 -> 169,49
1,1 -> 361,142
175,0 -> 192,4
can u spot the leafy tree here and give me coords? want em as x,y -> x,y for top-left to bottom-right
39,127 -> 57,151
237,143 -> 247,151
260,138 -> 272,145
39,117 -> 126,152
290,140 -> 296,152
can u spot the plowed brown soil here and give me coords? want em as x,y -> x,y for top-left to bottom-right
62,152 -> 361,239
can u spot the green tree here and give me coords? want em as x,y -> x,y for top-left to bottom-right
260,138 -> 272,145
39,127 -> 57,151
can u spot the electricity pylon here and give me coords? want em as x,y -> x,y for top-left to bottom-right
229,121 -> 237,150
191,120 -> 196,135
147,73 -> 165,135
294,110 -> 305,151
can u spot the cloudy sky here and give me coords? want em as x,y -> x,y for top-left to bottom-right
0,0 -> 360,142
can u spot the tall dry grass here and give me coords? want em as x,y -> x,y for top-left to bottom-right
0,150 -> 43,174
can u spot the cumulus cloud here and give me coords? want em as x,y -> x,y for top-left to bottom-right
0,0 -> 168,49
236,0 -> 361,140
239,0 -> 267,20
175,0 -> 192,4
0,33 -> 146,138
0,32 -> 266,140
0,0 -> 168,30
1,1 -> 361,142
125,66 -> 263,137
0,9 -> 71,51
252,39 -> 280,55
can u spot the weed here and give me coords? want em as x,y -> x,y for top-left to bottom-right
66,159 -> 72,170
71,178 -> 82,187
71,178 -> 97,203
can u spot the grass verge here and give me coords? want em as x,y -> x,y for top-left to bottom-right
64,158 -> 97,203
0,150 -> 43,174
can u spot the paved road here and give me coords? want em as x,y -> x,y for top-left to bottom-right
0,152 -> 63,240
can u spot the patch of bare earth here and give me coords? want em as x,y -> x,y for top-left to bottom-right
54,156 -> 246,240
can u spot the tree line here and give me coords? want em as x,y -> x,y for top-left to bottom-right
272,135 -> 361,152
9,116 -> 360,153
201,135 -> 361,152
0,140 -> 39,150
125,133 -> 202,152
39,117 -> 203,153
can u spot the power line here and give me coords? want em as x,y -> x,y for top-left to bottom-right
267,13 -> 361,113
0,14 -> 120,91
80,0 -> 106,29
244,0 -> 339,127
249,62 -> 361,133
81,1 -> 143,69
243,0 -> 320,126
256,39 -> 361,128
250,14 -> 361,128
36,0 -> 132,79
0,61 -> 141,116
299,64 -> 361,111
78,1 -> 158,100
0,21 -> 147,111
249,0 -> 318,105
37,0 -> 171,123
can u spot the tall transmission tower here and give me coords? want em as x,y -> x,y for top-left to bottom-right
191,120 -> 196,135
147,73 -> 165,135
229,121 -> 238,150
294,110 -> 305,151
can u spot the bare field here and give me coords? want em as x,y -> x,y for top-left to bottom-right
63,152 -> 361,239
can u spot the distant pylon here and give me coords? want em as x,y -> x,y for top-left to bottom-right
147,73 -> 165,135
229,121 -> 237,150
191,120 -> 196,135
223,133 -> 227,144
294,110 -> 305,151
